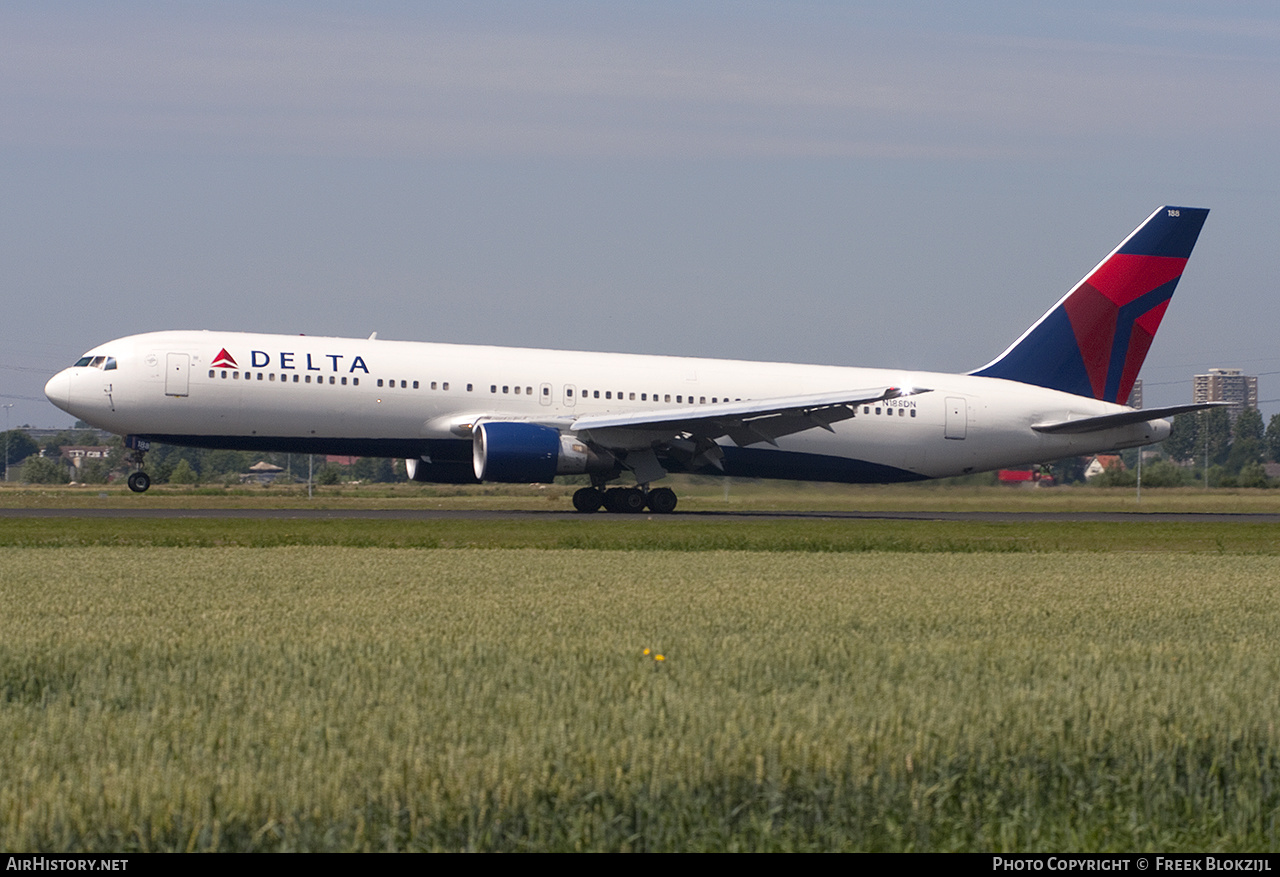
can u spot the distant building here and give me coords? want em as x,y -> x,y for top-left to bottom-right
242,460 -> 285,483
1126,379 -> 1142,409
1084,455 -> 1124,480
58,445 -> 112,479
1192,368 -> 1258,423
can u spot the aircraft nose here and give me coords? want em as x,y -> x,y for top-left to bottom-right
44,370 -> 72,411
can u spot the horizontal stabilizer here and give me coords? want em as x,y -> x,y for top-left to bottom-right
1031,402 -> 1227,435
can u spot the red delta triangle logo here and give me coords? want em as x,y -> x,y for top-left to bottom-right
211,348 -> 238,368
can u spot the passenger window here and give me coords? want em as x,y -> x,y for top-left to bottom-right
443,382 -> 449,391
305,375 -> 311,383
209,370 -> 215,378
378,379 -> 384,387
413,381 -> 419,389
605,391 -> 611,399
293,375 -> 299,383
353,378 -> 359,386
400,380 -> 407,388
491,385 -> 497,393
503,386 -> 509,394
431,382 -> 437,390
341,377 -> 347,385
665,395 -> 671,402
593,391 -> 599,399
677,396 -> 682,403
516,386 -> 522,395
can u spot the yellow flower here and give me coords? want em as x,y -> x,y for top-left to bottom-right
655,654 -> 665,662
642,648 -> 650,656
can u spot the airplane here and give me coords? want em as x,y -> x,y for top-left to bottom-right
45,205 -> 1217,513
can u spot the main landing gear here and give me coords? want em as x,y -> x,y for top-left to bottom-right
572,484 -> 678,514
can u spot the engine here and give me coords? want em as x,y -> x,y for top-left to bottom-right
472,422 -> 615,483
404,457 -> 480,484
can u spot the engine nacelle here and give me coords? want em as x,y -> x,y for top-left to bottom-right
404,457 -> 480,484
472,422 -> 615,483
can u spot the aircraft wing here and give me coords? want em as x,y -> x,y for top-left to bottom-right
572,386 -> 928,449
1031,401 -> 1228,435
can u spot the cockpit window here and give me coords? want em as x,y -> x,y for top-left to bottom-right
74,355 -> 117,369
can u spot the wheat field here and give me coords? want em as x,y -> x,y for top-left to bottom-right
2,544 -> 1278,851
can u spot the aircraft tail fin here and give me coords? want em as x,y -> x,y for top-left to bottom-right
971,206 -> 1209,404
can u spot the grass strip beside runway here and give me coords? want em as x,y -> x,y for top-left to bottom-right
2,516 -> 1280,553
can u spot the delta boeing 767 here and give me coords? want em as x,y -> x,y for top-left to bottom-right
45,205 -> 1215,513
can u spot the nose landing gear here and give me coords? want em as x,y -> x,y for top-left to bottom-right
123,436 -> 151,493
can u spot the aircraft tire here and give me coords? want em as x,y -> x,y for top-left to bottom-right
127,472 -> 151,493
603,487 -> 646,513
572,487 -> 603,513
647,487 -> 677,514
619,488 -> 647,513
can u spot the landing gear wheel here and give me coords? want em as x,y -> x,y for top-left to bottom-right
647,487 -> 677,514
573,487 -> 604,513
127,471 -> 151,493
604,487 -> 647,514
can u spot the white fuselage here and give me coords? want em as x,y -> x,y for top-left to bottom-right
44,330 -> 1168,482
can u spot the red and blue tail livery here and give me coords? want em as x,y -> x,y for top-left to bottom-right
972,206 -> 1209,404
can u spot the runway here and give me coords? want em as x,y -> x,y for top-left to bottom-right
5,507 -> 1280,523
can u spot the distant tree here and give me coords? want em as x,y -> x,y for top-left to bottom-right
21,456 -> 68,484
1140,458 -> 1191,487
203,450 -> 250,480
77,459 -> 112,484
1163,414 -> 1198,463
1235,408 -> 1265,446
351,456 -> 397,483
1195,407 -> 1232,468
2,430 -> 38,468
312,464 -> 341,485
1235,462 -> 1271,489
169,459 -> 198,485
1267,413 -> 1280,463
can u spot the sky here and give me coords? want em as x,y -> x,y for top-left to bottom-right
2,1 -> 1278,430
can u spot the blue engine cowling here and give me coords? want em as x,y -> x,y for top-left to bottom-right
473,422 -> 561,483
473,422 -> 615,483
